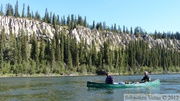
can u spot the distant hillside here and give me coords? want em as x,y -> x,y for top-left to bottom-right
0,15 -> 180,51
0,15 -> 180,76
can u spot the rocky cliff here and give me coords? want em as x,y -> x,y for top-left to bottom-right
0,15 -> 180,50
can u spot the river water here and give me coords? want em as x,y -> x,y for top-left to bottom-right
0,74 -> 179,101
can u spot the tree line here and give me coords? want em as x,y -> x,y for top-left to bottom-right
0,1 -> 180,75
0,27 -> 180,75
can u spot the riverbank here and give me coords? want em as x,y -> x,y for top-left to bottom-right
0,71 -> 179,78
0,73 -> 97,77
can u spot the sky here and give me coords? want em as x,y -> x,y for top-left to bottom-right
1,0 -> 180,33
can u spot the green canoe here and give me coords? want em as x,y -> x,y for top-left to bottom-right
87,79 -> 160,88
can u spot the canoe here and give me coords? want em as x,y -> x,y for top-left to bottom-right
87,79 -> 160,88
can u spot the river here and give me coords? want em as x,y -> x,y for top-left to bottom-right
0,74 -> 179,101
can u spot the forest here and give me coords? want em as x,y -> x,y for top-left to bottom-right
0,1 -> 180,76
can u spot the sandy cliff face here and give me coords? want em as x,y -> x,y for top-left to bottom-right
0,15 -> 180,50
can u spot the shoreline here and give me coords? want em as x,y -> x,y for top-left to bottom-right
0,72 -> 179,78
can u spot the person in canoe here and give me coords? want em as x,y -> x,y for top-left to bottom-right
105,72 -> 114,84
141,71 -> 151,82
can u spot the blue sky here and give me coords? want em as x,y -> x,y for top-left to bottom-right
1,0 -> 180,33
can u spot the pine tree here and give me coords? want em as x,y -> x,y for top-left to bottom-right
56,15 -> 60,25
0,4 -> 4,16
126,27 -> 129,34
70,38 -> 79,67
39,39 -> 45,63
79,39 -> 85,65
14,0 -> 20,17
8,29 -> 17,65
35,11 -> 41,20
114,23 -> 117,31
21,3 -> 25,17
0,28 -> 5,70
30,33 -> 39,63
130,27 -> 133,34
91,40 -> 97,66
123,26 -> 125,33
48,12 -> 52,24
84,16 -> 87,27
103,40 -> 110,65
60,32 -> 65,62
21,31 -> 28,62
92,20 -> 95,29
45,39 -> 51,61
27,5 -> 31,19
52,13 -> 57,28
16,30 -> 22,64
61,16 -> 66,26
54,30 -> 61,62
6,3 -> 13,16
66,35 -> 73,70
103,22 -> 106,30
77,15 -> 83,26
70,14 -> 75,29
43,8 -> 49,23
50,37 -> 56,71
98,46 -> 103,69
67,15 -> 70,27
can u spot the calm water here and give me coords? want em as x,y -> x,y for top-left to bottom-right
0,74 -> 179,101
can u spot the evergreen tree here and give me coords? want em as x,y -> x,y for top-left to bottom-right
43,8 -> 49,23
126,27 -> 129,34
52,13 -> 57,28
45,39 -> 51,61
60,32 -> 65,62
79,40 -> 85,65
56,15 -> 60,25
16,30 -> 22,64
66,36 -> 73,70
50,37 -> 56,71
21,31 -> 29,62
27,5 -> 31,18
0,4 -> 3,16
39,39 -> 45,63
70,14 -> 75,29
92,20 -> 95,29
0,28 -> 5,70
30,33 -> 39,63
61,16 -> 66,26
103,40 -> 110,65
14,0 -> 20,17
130,27 -> 133,34
123,25 -> 125,33
84,16 -> 87,27
31,11 -> 34,19
21,3 -> 25,17
6,3 -> 13,16
71,38 -> 79,67
103,22 -> 106,30
48,12 -> 52,24
77,15 -> 83,26
114,23 -> 117,31
54,30 -> 61,62
91,40 -> 97,66
67,15 -> 70,27
118,25 -> 122,33
35,11 -> 41,20
98,46 -> 103,69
